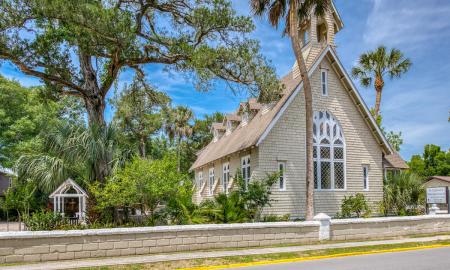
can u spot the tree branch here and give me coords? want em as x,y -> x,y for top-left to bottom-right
1,51 -> 85,93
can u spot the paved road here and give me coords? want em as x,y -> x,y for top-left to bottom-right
235,247 -> 450,270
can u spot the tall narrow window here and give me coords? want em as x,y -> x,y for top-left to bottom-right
208,168 -> 215,195
278,162 -> 286,191
313,111 -> 346,190
222,162 -> 230,194
363,165 -> 369,191
303,30 -> 310,46
198,171 -> 203,188
321,70 -> 328,96
241,155 -> 251,190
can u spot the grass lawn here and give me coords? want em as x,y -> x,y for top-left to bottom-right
78,239 -> 450,270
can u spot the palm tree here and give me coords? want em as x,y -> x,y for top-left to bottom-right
352,46 -> 411,118
164,106 -> 194,172
16,123 -> 128,192
382,171 -> 423,216
251,0 -> 331,220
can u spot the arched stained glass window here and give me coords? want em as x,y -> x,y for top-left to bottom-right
313,111 -> 345,190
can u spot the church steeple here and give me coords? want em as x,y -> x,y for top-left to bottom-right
299,1 -> 343,49
292,1 -> 344,78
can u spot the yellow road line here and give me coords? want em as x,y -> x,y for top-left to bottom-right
178,243 -> 450,270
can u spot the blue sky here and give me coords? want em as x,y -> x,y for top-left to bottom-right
1,0 -> 449,160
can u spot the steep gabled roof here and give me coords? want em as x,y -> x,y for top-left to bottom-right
49,178 -> 88,198
383,152 -> 409,170
426,176 -> 450,183
191,46 -> 393,170
211,122 -> 226,131
225,114 -> 241,122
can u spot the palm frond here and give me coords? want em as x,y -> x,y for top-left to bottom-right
251,0 -> 272,16
16,154 -> 68,193
268,0 -> 287,28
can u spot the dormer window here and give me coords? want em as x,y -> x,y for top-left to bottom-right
241,111 -> 249,126
213,129 -> 219,142
211,123 -> 225,142
321,69 -> 328,96
226,120 -> 232,135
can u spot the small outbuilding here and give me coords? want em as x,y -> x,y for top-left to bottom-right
49,178 -> 88,223
0,166 -> 16,197
424,176 -> 450,189
424,176 -> 450,214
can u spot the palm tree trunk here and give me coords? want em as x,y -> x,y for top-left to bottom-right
289,3 -> 315,221
374,76 -> 384,117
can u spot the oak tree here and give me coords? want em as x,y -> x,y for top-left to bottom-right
0,0 -> 281,128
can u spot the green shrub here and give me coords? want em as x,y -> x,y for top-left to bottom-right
236,171 -> 279,221
23,210 -> 65,231
380,171 -> 425,216
338,193 -> 371,218
90,154 -> 189,225
262,214 -> 290,222
199,171 -> 278,224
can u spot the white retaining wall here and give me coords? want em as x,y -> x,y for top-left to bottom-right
1,214 -> 450,264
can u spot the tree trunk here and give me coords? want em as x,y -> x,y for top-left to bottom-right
289,3 -> 315,221
84,95 -> 107,128
6,211 -> 9,232
79,51 -> 106,128
84,93 -> 110,183
374,76 -> 384,117
138,136 -> 146,158
80,54 -> 109,183
177,137 -> 181,172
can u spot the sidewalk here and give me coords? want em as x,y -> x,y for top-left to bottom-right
2,235 -> 450,270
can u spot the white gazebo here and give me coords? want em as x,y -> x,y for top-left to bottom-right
49,178 -> 88,222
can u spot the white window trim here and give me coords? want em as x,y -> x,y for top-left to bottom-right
208,168 -> 215,195
313,111 -> 346,191
278,161 -> 286,191
363,165 -> 369,191
241,155 -> 251,190
222,162 -> 230,194
321,69 -> 328,96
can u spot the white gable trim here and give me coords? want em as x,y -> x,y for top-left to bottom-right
49,178 -> 88,198
256,48 -> 329,147
327,48 -> 393,154
256,46 -> 393,154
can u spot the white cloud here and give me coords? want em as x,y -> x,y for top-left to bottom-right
364,0 -> 450,48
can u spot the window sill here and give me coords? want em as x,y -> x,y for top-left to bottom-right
314,189 -> 347,192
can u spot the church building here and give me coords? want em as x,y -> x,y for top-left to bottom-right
191,3 -> 407,218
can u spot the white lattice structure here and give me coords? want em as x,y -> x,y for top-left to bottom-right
49,178 -> 88,222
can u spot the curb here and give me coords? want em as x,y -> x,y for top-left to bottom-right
180,243 -> 450,270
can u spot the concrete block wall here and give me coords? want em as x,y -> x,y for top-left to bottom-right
330,215 -> 450,241
1,215 -> 450,264
0,222 -> 319,264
